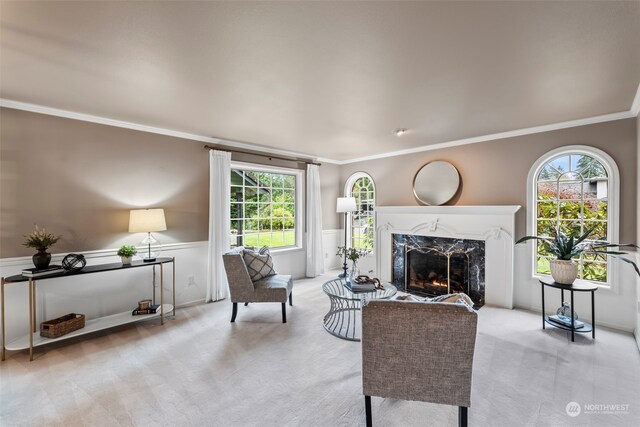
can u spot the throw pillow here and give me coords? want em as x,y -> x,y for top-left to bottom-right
242,246 -> 276,282
429,293 -> 474,306
225,246 -> 246,255
429,293 -> 476,311
393,293 -> 476,311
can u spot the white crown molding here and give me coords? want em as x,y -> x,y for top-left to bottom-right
2,82 -> 639,166
339,110 -> 635,165
0,99 -> 326,163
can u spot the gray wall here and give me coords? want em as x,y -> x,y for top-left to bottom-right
319,162 -> 341,230
1,108 -> 636,258
0,108 -> 339,257
339,118 -> 638,241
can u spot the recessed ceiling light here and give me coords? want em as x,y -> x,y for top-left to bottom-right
394,129 -> 407,136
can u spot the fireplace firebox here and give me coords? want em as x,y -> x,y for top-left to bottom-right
393,234 -> 485,307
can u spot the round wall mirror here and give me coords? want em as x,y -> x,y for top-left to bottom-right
413,161 -> 460,205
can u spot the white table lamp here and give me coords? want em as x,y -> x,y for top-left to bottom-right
129,208 -> 167,262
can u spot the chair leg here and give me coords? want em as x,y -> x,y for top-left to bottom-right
281,302 -> 286,323
365,396 -> 372,427
231,302 -> 238,323
289,292 -> 293,306
458,406 -> 468,427
244,302 -> 249,306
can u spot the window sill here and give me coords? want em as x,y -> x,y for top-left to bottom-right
269,246 -> 304,255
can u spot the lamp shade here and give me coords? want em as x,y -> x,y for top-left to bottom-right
128,209 -> 167,233
336,197 -> 357,213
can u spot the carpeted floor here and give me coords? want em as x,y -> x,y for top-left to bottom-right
1,272 -> 639,426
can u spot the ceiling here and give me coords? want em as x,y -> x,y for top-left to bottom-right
1,1 -> 639,162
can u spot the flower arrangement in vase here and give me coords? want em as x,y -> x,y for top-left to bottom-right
336,246 -> 371,281
23,225 -> 61,270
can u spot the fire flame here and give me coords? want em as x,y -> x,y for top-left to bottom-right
431,280 -> 448,287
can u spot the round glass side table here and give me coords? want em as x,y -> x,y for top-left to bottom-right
322,278 -> 397,342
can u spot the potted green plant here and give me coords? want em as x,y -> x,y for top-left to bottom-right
24,225 -> 61,270
516,226 -> 639,285
117,245 -> 137,265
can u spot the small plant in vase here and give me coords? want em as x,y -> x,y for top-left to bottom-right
516,225 -> 639,285
24,225 -> 61,270
117,245 -> 137,265
336,246 -> 371,281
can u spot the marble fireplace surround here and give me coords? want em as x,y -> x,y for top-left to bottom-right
375,206 -> 521,309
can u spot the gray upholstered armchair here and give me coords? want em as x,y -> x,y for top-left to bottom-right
222,251 -> 293,323
362,300 -> 478,427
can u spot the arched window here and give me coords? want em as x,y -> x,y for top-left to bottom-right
528,146 -> 619,284
345,172 -> 375,251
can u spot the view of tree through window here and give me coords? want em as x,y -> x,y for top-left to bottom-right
350,176 -> 375,250
230,169 -> 297,249
536,154 -> 609,282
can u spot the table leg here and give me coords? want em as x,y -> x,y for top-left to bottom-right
541,283 -> 545,330
29,279 -> 34,361
591,290 -> 595,339
1,278 -> 5,361
32,282 -> 36,333
160,263 -> 164,325
561,289 -> 565,305
570,290 -> 575,342
152,265 -> 156,305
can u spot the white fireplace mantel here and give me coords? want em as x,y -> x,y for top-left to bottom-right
375,206 -> 521,215
375,205 -> 521,309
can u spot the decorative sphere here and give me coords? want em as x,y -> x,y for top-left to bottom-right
62,254 -> 86,272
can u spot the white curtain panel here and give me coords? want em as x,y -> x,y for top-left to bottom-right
305,164 -> 325,277
206,150 -> 231,302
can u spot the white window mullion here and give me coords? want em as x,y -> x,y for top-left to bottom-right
527,146 -> 619,287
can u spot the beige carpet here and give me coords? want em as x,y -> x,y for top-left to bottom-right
1,272 -> 639,426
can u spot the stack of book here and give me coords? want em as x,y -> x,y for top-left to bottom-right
132,304 -> 160,316
548,314 -> 585,329
21,265 -> 64,278
345,281 -> 376,293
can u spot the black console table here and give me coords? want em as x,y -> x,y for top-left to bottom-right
539,278 -> 597,342
1,257 -> 175,361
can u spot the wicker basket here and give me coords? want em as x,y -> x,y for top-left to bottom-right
40,313 -> 85,338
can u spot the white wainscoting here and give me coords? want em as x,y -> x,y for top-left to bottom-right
0,242 -> 209,344
1,231 -> 343,345
636,266 -> 640,350
322,229 -> 343,271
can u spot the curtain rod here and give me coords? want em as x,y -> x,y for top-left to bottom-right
204,145 -> 321,166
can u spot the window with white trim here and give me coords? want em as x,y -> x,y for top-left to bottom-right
230,163 -> 303,249
528,146 -> 619,284
345,172 -> 375,251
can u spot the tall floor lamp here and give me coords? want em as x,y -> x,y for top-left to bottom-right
336,197 -> 357,278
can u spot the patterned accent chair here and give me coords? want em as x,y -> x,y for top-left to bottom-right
362,300 -> 478,427
222,251 -> 293,323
